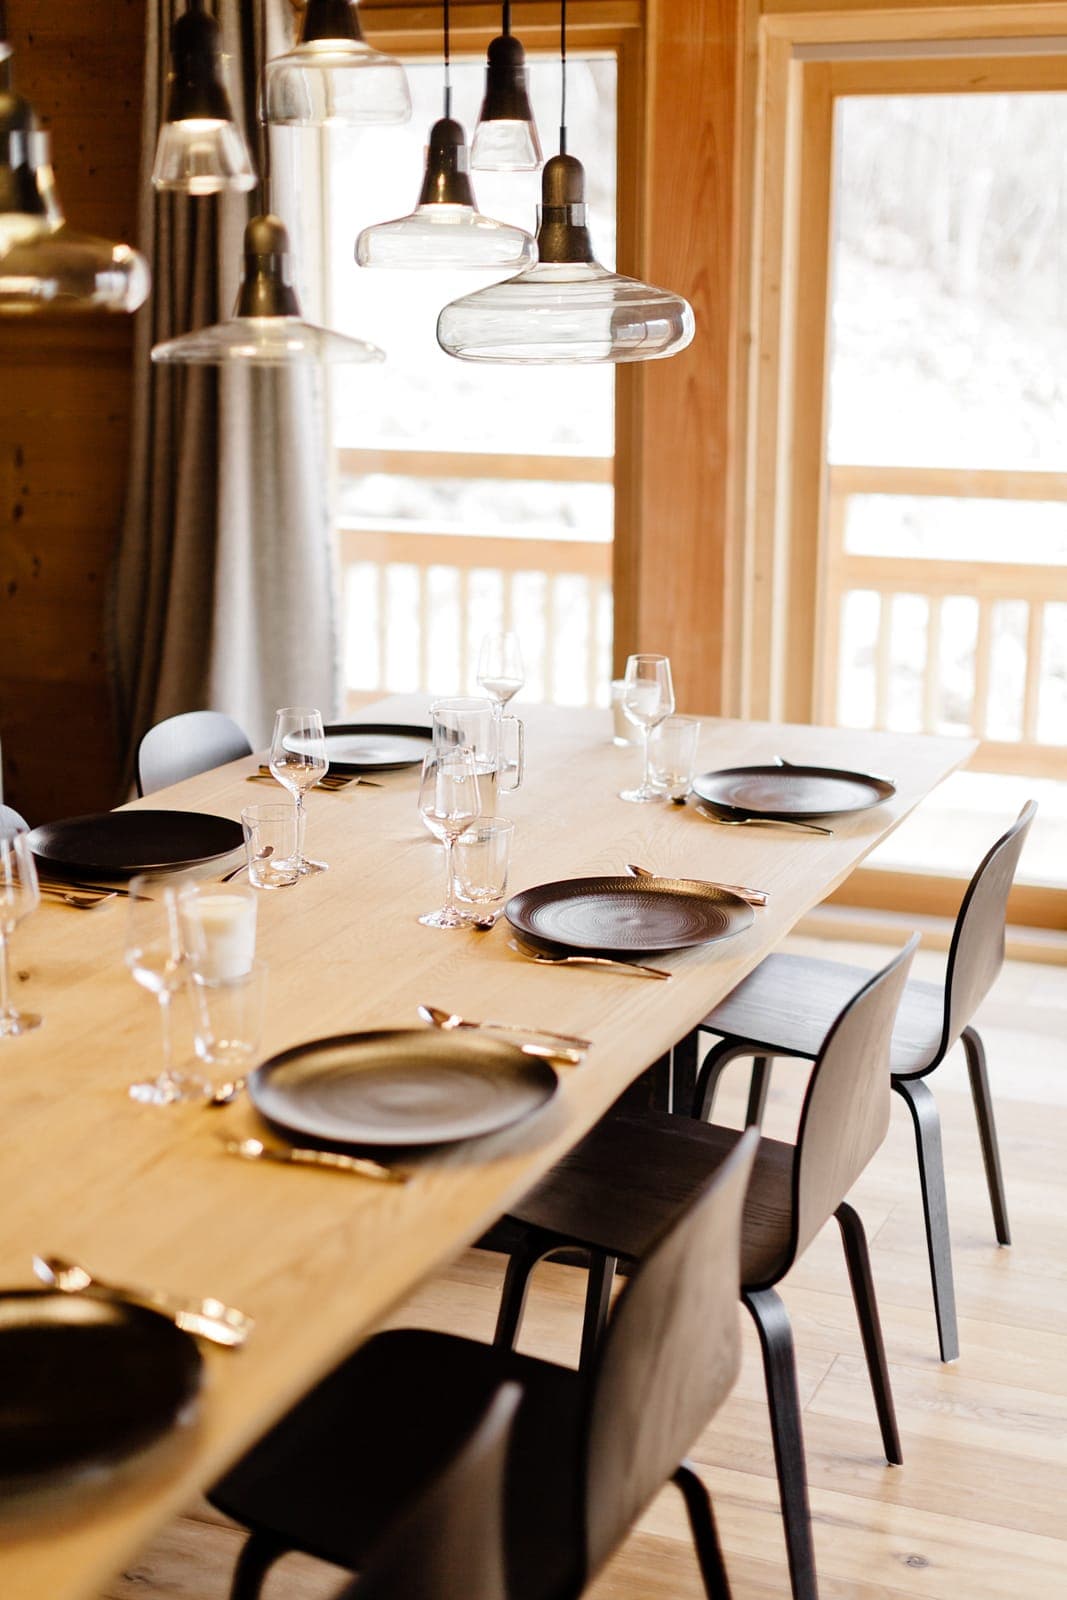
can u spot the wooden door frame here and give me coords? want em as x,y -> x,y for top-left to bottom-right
736,2 -> 1067,928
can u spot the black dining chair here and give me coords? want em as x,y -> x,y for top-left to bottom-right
136,710 -> 253,797
335,1382 -> 519,1600
674,800 -> 1036,1364
210,1127 -> 759,1600
489,938 -> 918,1600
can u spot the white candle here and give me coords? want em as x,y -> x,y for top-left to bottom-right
180,892 -> 257,982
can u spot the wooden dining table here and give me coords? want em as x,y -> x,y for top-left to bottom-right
0,698 -> 974,1599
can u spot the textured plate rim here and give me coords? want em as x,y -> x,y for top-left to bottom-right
504,875 -> 755,953
691,763 -> 895,820
248,1028 -> 559,1149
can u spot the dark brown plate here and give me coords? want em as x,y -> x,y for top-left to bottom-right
249,1029 -> 558,1149
0,1291 -> 201,1486
505,876 -> 754,954
691,761 -> 895,820
27,810 -> 244,880
287,723 -> 432,774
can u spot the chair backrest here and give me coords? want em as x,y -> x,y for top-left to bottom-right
581,1126 -> 759,1580
940,800 -> 1037,1060
792,936 -> 919,1262
342,1382 -> 520,1600
136,711 -> 253,797
0,805 -> 29,838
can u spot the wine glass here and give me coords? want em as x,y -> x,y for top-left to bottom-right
619,653 -> 675,803
476,631 -> 525,720
417,748 -> 482,928
126,875 -> 207,1105
0,831 -> 41,1037
269,707 -> 329,874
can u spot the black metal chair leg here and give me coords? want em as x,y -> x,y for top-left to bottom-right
579,1251 -> 618,1373
745,1055 -> 773,1127
834,1202 -> 902,1465
893,1076 -> 959,1363
671,1029 -> 700,1118
743,1287 -> 818,1600
229,1532 -> 286,1600
493,1233 -> 557,1350
962,1026 -> 1011,1246
672,1460 -> 733,1600
694,1039 -> 759,1122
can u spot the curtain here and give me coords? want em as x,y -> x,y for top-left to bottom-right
110,0 -> 339,788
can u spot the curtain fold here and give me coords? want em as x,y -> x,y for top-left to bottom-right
110,0 -> 339,789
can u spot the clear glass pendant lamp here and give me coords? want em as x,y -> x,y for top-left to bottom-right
263,0 -> 411,127
151,213 -> 384,366
0,83 -> 149,314
471,4 -> 542,172
437,152 -> 694,363
152,1 -> 256,195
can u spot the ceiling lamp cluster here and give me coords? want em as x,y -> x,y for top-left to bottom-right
355,0 -> 534,271
0,64 -> 149,315
437,1 -> 694,364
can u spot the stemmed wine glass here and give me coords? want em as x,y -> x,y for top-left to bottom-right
269,707 -> 329,875
125,875 -> 207,1105
476,631 -> 525,720
619,653 -> 676,803
417,748 -> 482,928
0,831 -> 41,1037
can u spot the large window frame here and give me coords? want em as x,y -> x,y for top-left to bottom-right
736,1 -> 1067,931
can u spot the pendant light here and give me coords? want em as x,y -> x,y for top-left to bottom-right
471,3 -> 542,172
0,78 -> 149,314
151,212 -> 384,365
152,0 -> 256,195
437,1 -> 694,363
263,0 -> 411,128
355,0 -> 535,270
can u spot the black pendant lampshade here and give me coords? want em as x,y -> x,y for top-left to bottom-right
152,0 -> 256,195
472,4 -> 542,171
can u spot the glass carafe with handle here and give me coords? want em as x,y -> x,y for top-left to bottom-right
431,696 -> 524,802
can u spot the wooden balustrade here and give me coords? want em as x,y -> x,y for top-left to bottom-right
821,465 -> 1067,778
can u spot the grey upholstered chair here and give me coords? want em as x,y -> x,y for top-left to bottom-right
136,710 -> 253,796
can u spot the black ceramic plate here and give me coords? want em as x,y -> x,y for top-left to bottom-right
691,762 -> 895,820
249,1029 -> 558,1149
0,1290 -> 202,1486
505,876 -> 754,954
27,810 -> 244,880
287,723 -> 432,774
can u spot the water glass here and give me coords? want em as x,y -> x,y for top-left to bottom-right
125,874 -> 205,1104
269,707 -> 329,874
241,804 -> 300,888
178,884 -> 257,981
454,818 -> 515,921
192,963 -> 267,1088
0,830 -> 40,1038
619,654 -> 676,803
417,747 -> 482,928
649,716 -> 701,801
610,679 -> 638,745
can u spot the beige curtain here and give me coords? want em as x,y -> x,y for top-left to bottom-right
110,0 -> 339,786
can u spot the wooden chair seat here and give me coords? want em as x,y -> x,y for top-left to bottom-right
511,1111 -> 795,1289
212,1329 -> 586,1600
702,955 -> 945,1078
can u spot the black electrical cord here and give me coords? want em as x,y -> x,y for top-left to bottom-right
559,0 -> 568,154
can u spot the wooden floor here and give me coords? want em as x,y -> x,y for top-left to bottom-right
100,938 -> 1067,1600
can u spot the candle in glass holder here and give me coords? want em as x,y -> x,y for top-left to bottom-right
179,889 -> 257,981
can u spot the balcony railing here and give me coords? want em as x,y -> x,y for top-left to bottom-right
821,464 -> 1067,778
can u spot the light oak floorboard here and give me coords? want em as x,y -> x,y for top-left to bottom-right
99,946 -> 1067,1600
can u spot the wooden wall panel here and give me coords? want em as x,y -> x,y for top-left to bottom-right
614,0 -> 739,715
0,1 -> 143,821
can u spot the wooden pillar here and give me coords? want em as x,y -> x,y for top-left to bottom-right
0,1 -> 144,820
613,0 -> 738,715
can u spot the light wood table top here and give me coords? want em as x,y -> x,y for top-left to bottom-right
0,700 -> 973,1598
